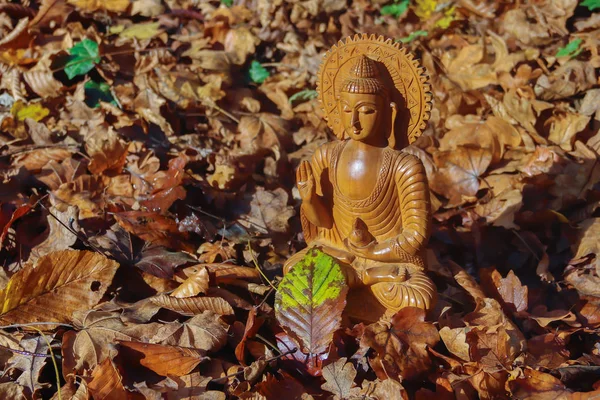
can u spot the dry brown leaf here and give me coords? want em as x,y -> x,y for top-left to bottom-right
240,187 -> 295,234
12,148 -> 72,172
85,127 -> 128,175
151,293 -> 234,316
497,270 -> 528,313
0,250 -> 119,326
119,341 -> 207,377
67,0 -> 130,13
431,147 -> 492,207
439,326 -> 470,362
151,311 -> 229,352
28,204 -> 78,262
88,358 -> 127,400
546,112 -> 591,151
53,175 -> 105,219
23,69 -> 63,99
29,0 -> 73,29
171,267 -> 209,298
321,357 -> 358,399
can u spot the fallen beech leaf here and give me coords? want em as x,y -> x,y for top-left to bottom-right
23,69 -> 63,99
135,246 -> 196,279
508,368 -> 572,399
28,0 -> 73,29
119,341 -> 207,377
431,147 -> 492,206
0,203 -> 31,246
321,358 -> 357,399
150,294 -> 234,316
67,0 -> 130,14
12,148 -> 73,172
526,333 -> 570,369
171,267 -> 209,298
0,250 -> 119,326
28,205 -> 78,261
88,358 -> 127,400
114,211 -> 191,251
11,101 -> 49,122
275,248 -> 347,355
234,308 -> 264,365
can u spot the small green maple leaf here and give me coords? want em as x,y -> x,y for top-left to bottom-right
581,0 -> 600,11
221,0 -> 233,6
248,61 -> 270,84
84,81 -> 117,108
556,38 -> 583,58
64,39 -> 101,80
381,0 -> 410,18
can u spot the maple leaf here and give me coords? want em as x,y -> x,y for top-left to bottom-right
321,358 -> 358,399
275,248 -> 348,356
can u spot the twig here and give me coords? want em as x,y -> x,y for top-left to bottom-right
209,347 -> 297,384
0,343 -> 52,358
0,322 -> 74,330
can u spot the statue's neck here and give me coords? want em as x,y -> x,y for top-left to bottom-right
347,135 -> 388,151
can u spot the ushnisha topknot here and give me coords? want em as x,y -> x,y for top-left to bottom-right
340,55 -> 387,95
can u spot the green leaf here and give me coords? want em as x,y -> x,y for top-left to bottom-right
289,89 -> 318,104
221,0 -> 233,6
381,0 -> 409,18
64,39 -> 100,80
398,30 -> 428,43
84,81 -> 117,108
248,61 -> 269,84
581,0 -> 600,11
556,38 -> 583,58
275,248 -> 348,355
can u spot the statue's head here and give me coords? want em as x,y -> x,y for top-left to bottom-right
338,55 -> 397,146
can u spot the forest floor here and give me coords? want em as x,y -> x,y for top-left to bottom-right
0,0 -> 600,398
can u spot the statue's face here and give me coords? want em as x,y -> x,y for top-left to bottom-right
339,92 -> 386,143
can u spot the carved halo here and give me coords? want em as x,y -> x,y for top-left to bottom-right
317,34 -> 432,145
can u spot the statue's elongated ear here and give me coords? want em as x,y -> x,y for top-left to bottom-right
388,101 -> 397,149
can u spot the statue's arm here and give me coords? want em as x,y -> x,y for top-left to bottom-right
366,153 -> 431,263
299,145 -> 333,229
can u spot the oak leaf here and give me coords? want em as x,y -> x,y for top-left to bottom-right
0,250 -> 119,326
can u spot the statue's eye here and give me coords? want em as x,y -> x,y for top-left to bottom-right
343,106 -> 352,113
359,106 -> 375,114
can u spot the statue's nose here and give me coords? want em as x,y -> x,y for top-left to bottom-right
350,110 -> 360,128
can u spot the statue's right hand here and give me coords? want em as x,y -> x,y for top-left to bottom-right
296,160 -> 315,201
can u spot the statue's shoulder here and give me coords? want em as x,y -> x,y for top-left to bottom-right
393,148 -> 426,176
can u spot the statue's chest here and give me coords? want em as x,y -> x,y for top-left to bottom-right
335,152 -> 382,200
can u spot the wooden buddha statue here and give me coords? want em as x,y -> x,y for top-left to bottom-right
284,34 -> 435,318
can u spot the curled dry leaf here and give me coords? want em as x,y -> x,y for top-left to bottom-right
0,250 -> 119,326
23,69 -> 63,99
150,293 -> 234,316
151,312 -> 229,352
171,266 -> 209,298
119,341 -> 208,377
88,358 -> 127,400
